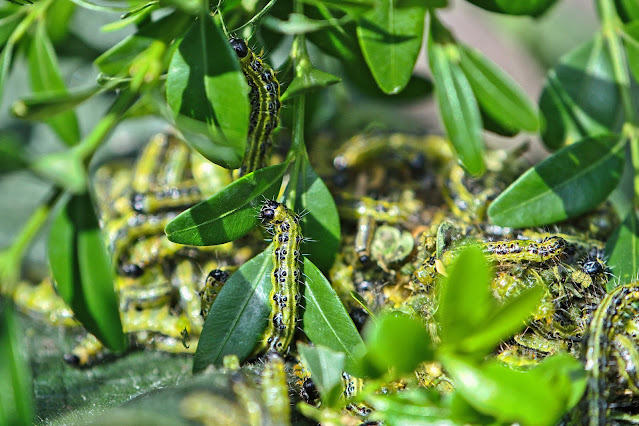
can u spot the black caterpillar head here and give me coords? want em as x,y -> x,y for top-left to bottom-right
259,200 -> 280,224
207,268 -> 230,284
229,38 -> 249,58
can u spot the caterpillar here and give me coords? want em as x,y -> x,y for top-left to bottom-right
253,200 -> 302,355
438,236 -> 567,265
229,38 -> 281,176
199,269 -> 230,319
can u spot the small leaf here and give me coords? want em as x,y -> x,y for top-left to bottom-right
48,193 -> 126,351
462,0 -> 557,16
166,15 -> 249,169
291,154 -> 340,271
12,84 -> 109,121
606,211 -> 639,289
428,27 -> 484,175
302,258 -> 364,373
28,21 -> 80,146
281,67 -> 341,102
30,149 -> 87,193
0,301 -> 34,426
367,389 -> 448,424
458,43 -> 538,133
193,247 -> 273,373
488,134 -> 625,227
263,13 -> 343,35
357,0 -> 426,94
165,162 -> 287,246
100,2 -> 157,32
298,343 -> 345,407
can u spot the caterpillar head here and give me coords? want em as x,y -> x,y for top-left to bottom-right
259,200 -> 281,224
229,38 -> 249,58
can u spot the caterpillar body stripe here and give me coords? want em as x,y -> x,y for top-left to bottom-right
229,38 -> 281,176
440,236 -> 567,265
254,200 -> 302,355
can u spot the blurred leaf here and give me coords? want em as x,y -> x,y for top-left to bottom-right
28,21 -> 80,146
458,43 -> 538,133
302,258 -> 364,373
263,12 -> 345,35
30,149 -> 87,193
462,0 -> 557,16
0,41 -> 13,107
623,23 -> 639,84
616,0 -> 639,22
362,312 -> 434,377
281,67 -> 341,101
488,134 -> 625,227
0,301 -> 34,426
166,15 -> 249,169
357,0 -> 426,94
161,0 -> 203,14
0,11 -> 21,47
165,162 -> 287,246
302,0 -> 375,16
45,0 -> 75,42
101,2 -> 158,32
48,193 -> 126,351
291,154 -> 340,271
0,134 -> 27,173
193,247 -> 273,373
428,24 -> 484,175
298,343 -> 345,407
606,211 -> 639,289
367,389 -> 448,424
539,35 -> 628,150
441,354 -> 575,425
531,353 -> 587,411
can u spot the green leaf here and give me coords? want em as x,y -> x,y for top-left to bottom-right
617,0 -> 639,22
166,15 -> 249,169
302,258 -> 364,373
538,35 -> 628,150
165,162 -> 287,246
12,84 -> 111,121
441,354 -> 574,425
623,23 -> 639,84
531,353 -> 587,411
263,13 -> 344,35
0,301 -> 34,426
95,11 -> 191,76
281,67 -> 341,102
291,154 -> 340,271
193,247 -> 273,373
606,211 -> 639,289
462,0 -> 557,16
298,343 -> 345,407
367,389 -> 448,424
28,21 -> 80,146
0,133 -> 28,173
30,149 -> 87,193
45,0 -> 75,42
458,43 -> 538,133
0,41 -> 13,107
363,312 -> 434,376
356,0 -> 426,94
302,0 -> 376,16
437,246 -> 493,347
101,2 -> 158,32
0,12 -> 21,48
48,193 -> 126,351
428,30 -> 484,175
488,134 -> 625,227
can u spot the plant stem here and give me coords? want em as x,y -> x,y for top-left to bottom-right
232,0 -> 279,33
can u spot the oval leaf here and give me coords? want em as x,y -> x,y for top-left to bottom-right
193,246 -> 273,373
458,44 -> 538,133
428,37 -> 485,175
302,258 -> 364,373
166,15 -> 249,169
356,0 -> 426,94
606,211 -> 639,289
48,193 -> 126,351
488,135 -> 625,227
165,162 -> 288,246
281,67 -> 341,102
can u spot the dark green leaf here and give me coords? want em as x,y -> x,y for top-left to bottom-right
606,211 -> 639,289
30,149 -> 87,193
616,0 -> 639,22
441,354 -> 572,425
193,247 -> 273,373
458,44 -> 538,133
48,193 -> 126,351
28,21 -> 80,146
462,0 -> 557,16
166,15 -> 249,169
291,154 -> 340,271
0,12 -> 21,47
0,133 -> 27,173
95,11 -> 191,76
0,301 -> 34,426
357,0 -> 426,94
165,162 -> 287,246
428,32 -> 484,175
488,135 -> 625,227
281,67 -> 341,101
538,36 -> 627,150
0,41 -> 13,107
302,258 -> 364,373
363,312 -> 434,376
298,343 -> 345,407
437,246 -> 493,347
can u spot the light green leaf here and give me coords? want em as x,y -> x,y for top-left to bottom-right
298,343 -> 345,407
606,211 -> 639,289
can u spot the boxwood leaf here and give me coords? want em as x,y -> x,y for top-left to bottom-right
165,162 -> 287,246
462,0 -> 557,16
12,84 -> 111,121
48,193 -> 126,351
606,211 -> 639,289
458,43 -> 538,133
166,14 -> 249,169
28,21 -> 80,146
488,134 -> 625,227
193,247 -> 273,373
281,67 -> 341,101
298,343 -> 345,407
356,0 -> 426,94
302,258 -> 364,373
